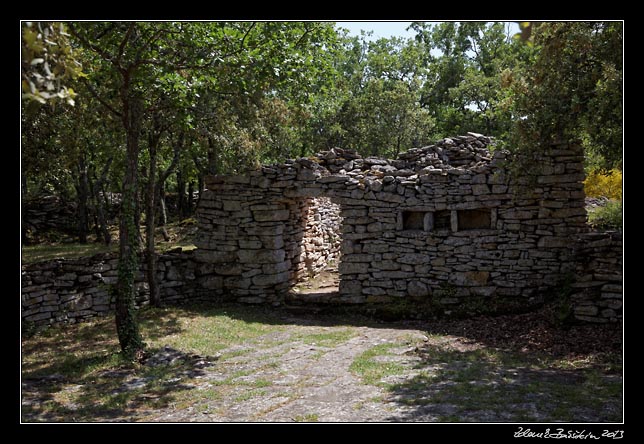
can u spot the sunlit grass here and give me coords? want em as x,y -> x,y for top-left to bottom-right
349,343 -> 404,386
21,303 -> 286,421
293,328 -> 356,348
140,305 -> 285,357
22,243 -> 117,264
293,413 -> 319,422
22,219 -> 197,264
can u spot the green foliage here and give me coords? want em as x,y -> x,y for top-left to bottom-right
411,22 -> 534,141
587,200 -> 622,231
21,21 -> 84,106
509,22 -> 623,169
57,22 -> 341,355
303,34 -> 436,157
23,21 -> 624,251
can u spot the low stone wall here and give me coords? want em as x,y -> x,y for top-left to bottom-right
21,249 -> 205,327
21,231 -> 623,327
23,195 -> 78,240
571,231 -> 623,323
23,194 -> 121,242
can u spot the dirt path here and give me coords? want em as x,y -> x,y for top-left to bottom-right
144,320 -> 620,422
150,322 -> 424,422
22,307 -> 622,423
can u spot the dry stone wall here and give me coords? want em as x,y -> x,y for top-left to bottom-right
21,133 -> 622,327
299,197 -> 342,280
194,133 -> 593,314
23,194 -> 121,241
21,249 -> 205,327
570,231 -> 622,323
23,195 -> 79,241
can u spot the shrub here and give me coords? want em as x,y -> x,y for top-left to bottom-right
584,168 -> 622,200
587,200 -> 622,230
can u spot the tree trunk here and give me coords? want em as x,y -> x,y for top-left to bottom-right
93,157 -> 113,245
192,151 -> 207,207
158,182 -> 170,241
207,136 -> 218,175
76,155 -> 90,244
158,131 -> 182,240
145,129 -> 161,307
22,171 -> 28,245
176,169 -> 186,218
197,175 -> 204,206
146,127 -> 181,306
187,180 -> 195,216
115,90 -> 144,359
92,196 -> 101,240
134,188 -> 144,249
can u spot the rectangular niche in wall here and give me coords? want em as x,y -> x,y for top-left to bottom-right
433,210 -> 452,231
402,211 -> 425,231
457,209 -> 492,230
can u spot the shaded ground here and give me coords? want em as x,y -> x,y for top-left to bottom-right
293,264 -> 340,296
22,218 -> 198,264
21,303 -> 622,423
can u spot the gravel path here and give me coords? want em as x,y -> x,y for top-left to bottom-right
22,311 -> 622,423
151,323 -> 425,422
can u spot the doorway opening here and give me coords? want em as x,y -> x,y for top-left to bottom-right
289,197 -> 343,299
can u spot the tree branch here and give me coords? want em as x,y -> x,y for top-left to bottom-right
294,26 -> 312,49
133,27 -> 165,67
81,78 -> 123,118
160,132 -> 183,183
100,156 -> 114,183
116,23 -> 136,67
240,22 -> 256,51
68,23 -> 116,67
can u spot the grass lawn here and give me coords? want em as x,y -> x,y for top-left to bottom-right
22,219 -> 197,264
21,304 -> 286,421
21,303 -> 622,423
349,340 -> 622,422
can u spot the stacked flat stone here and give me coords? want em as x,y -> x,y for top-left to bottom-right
22,133 -> 622,326
298,197 -> 342,280
194,134 -> 593,314
21,249 -> 204,327
571,231 -> 622,323
23,195 -> 78,239
23,193 -> 121,241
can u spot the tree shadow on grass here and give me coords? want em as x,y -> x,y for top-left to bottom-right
181,301 -> 620,423
22,347 -> 218,422
22,309 -> 186,379
381,344 -> 623,423
22,307 -> 214,422
21,301 -> 622,422
174,301 -> 622,367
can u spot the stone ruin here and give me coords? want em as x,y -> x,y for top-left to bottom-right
22,133 -> 623,326
194,133 -> 595,314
